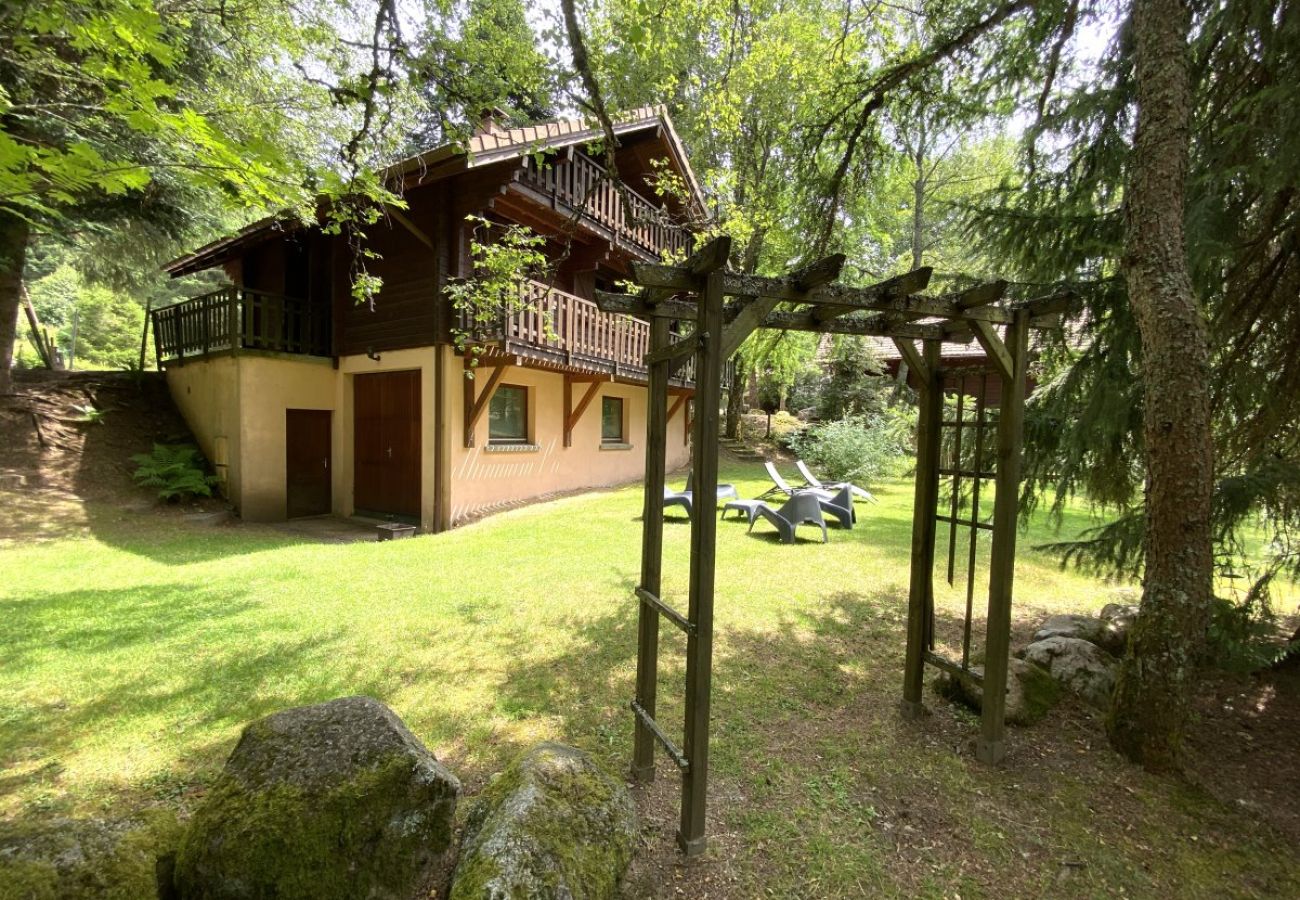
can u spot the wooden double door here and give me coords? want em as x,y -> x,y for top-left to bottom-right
353,370 -> 421,519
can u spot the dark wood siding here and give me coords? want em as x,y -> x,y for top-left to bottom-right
336,186 -> 448,356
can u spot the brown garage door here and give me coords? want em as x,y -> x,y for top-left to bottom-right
286,409 -> 332,518
353,370 -> 421,518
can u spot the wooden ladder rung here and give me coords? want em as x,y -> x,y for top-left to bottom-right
631,700 -> 689,772
924,650 -> 984,684
635,587 -> 695,635
935,514 -> 995,531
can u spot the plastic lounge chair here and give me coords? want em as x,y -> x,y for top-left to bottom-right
663,486 -> 693,519
817,486 -> 856,530
758,460 -> 833,502
686,471 -> 739,502
748,492 -> 829,544
796,459 -> 877,503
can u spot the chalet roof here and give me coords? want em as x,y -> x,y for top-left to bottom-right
164,105 -> 703,278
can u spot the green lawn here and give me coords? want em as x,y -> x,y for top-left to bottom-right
2,460 -> 1296,898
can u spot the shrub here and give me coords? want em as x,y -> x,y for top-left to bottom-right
817,336 -> 890,421
131,444 -> 218,502
791,415 -> 908,485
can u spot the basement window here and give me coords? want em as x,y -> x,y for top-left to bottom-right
601,396 -> 625,444
489,384 -> 528,445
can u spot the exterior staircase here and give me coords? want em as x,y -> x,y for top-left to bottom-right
718,436 -> 765,462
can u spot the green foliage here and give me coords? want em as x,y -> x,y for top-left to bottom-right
445,216 -> 549,370
815,336 -> 889,421
130,444 -> 216,502
72,404 -> 107,426
24,263 -> 147,370
791,415 -> 908,485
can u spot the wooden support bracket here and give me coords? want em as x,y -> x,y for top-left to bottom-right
388,207 -> 436,251
463,359 -> 508,448
891,338 -> 928,385
563,375 -> 602,447
969,320 -> 1014,381
718,253 -> 846,360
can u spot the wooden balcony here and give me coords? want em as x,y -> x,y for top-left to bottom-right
153,287 -> 329,363
515,151 -> 691,260
459,279 -> 695,384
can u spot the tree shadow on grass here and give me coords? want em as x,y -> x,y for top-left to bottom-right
0,580 -> 358,823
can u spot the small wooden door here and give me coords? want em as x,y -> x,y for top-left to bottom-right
353,371 -> 421,518
286,409 -> 332,518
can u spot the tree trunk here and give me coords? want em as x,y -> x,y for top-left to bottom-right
724,352 -> 745,440
1107,0 -> 1214,773
0,211 -> 31,394
895,124 -> 928,400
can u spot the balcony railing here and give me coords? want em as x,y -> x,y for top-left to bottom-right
152,287 -> 329,362
459,279 -> 696,383
518,151 -> 691,260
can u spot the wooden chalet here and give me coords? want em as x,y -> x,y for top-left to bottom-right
154,107 -> 703,531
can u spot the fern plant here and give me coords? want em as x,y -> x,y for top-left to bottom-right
131,444 -> 218,502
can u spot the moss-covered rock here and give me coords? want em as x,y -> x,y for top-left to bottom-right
934,657 -> 1062,726
173,696 -> 459,900
1023,636 -> 1118,708
449,742 -> 636,900
0,807 -> 183,900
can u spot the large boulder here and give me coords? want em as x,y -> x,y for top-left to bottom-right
174,696 -> 460,900
0,809 -> 183,900
934,657 -> 1062,726
450,742 -> 636,900
1022,637 -> 1118,709
1097,603 -> 1139,656
1032,614 -> 1107,646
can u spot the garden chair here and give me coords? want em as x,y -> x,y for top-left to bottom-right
686,471 -> 739,503
795,459 -> 877,503
758,460 -> 832,502
663,486 -> 693,519
748,492 -> 829,544
817,486 -> 856,530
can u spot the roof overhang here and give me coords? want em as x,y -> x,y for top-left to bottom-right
165,105 -> 706,279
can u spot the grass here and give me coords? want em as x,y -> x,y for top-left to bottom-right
1,459 -> 1297,898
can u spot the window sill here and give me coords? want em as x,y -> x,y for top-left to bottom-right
600,442 -> 634,451
486,443 -> 540,453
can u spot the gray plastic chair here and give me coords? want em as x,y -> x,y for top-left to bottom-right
749,492 -> 828,544
796,459 -> 877,503
759,460 -> 832,502
686,471 -> 739,502
663,487 -> 693,519
817,486 -> 856,530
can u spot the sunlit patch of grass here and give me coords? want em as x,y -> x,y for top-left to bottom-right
1,461 -> 1296,897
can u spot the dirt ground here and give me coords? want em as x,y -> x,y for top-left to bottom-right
0,369 -> 228,541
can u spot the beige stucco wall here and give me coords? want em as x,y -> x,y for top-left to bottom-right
235,355 -> 336,522
166,345 -> 690,530
446,346 -> 692,523
165,356 -> 241,503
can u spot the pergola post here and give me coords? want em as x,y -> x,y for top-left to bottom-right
901,338 -> 943,717
976,309 -> 1030,764
632,316 -> 672,783
679,269 -> 725,856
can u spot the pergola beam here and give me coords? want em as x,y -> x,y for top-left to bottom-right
718,253 -> 846,359
638,235 -> 733,307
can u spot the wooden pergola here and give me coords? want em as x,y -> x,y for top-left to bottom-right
593,236 -> 1066,856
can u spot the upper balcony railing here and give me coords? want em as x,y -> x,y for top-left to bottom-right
458,279 -> 696,383
152,287 -> 329,363
517,152 -> 691,260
